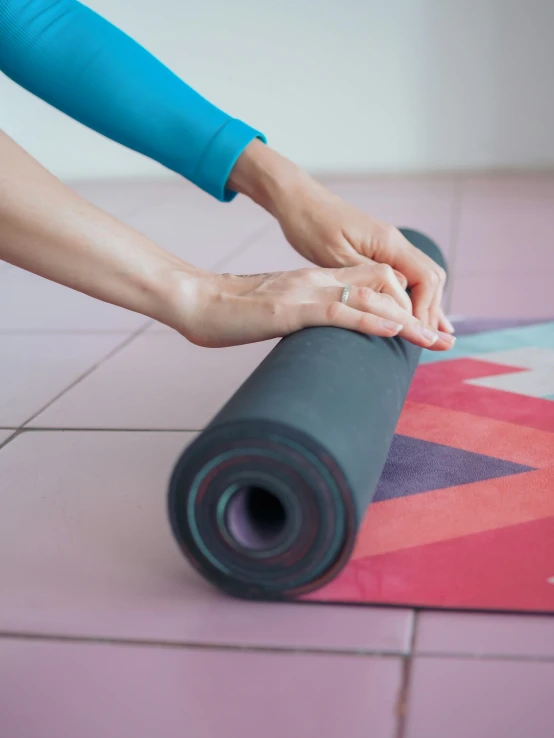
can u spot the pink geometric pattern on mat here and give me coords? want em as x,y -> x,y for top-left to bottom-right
308,322 -> 554,613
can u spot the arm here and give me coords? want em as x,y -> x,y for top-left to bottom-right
0,131 -> 454,349
0,0 -> 452,331
0,0 -> 264,201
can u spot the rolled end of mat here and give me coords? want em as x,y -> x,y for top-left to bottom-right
168,420 -> 358,599
168,229 -> 447,600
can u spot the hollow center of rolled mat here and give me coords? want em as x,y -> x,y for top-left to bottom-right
225,486 -> 287,551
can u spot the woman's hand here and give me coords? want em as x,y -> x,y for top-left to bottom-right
229,140 -> 452,334
274,182 -> 451,334
170,263 -> 456,350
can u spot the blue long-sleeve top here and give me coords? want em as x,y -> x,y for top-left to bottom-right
0,0 -> 266,201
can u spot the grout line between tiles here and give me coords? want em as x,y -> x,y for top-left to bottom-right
90,182 -> 181,222
0,630 -> 406,659
0,430 -> 19,451
394,610 -> 418,738
414,651 -> 554,663
125,186 -> 181,217
0,330 -> 144,335
18,323 -> 151,430
210,222 -> 275,273
18,427 -> 201,432
405,610 -> 416,655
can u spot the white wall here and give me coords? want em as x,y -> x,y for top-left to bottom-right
2,0 -> 554,179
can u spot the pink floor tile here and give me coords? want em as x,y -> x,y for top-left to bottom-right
416,612 -> 554,658
218,225 -> 312,272
455,189 -> 554,275
328,174 -> 457,199
30,332 -> 278,429
450,273 -> 553,319
67,177 -> 181,220
0,639 -> 402,738
0,431 -> 413,652
0,334 -> 126,427
124,183 -> 272,270
0,268 -> 148,332
460,173 -> 554,200
405,657 -> 554,738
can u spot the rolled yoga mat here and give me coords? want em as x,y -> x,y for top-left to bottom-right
169,229 -> 446,599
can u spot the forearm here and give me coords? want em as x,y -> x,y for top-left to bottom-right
0,0 -> 264,201
0,131 -> 204,325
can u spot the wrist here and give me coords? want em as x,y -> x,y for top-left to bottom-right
228,139 -> 315,218
145,255 -> 208,331
155,264 -> 237,341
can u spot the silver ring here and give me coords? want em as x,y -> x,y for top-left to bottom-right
340,284 -> 351,305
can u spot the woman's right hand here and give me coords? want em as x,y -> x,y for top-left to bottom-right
169,263 -> 456,350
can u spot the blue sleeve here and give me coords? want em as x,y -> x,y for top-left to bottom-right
0,0 -> 266,201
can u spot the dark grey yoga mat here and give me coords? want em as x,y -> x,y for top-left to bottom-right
168,229 -> 447,599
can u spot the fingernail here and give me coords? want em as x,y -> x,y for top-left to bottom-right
381,319 -> 403,333
438,331 -> 456,347
419,325 -> 438,344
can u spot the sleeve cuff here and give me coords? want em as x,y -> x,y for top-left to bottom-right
193,118 -> 267,202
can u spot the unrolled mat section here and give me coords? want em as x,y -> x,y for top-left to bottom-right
169,229 -> 446,599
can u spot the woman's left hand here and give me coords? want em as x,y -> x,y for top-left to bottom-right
273,178 -> 452,334
229,140 -> 453,335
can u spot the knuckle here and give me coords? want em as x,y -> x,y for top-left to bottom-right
296,267 -> 315,282
356,312 -> 375,333
305,268 -> 333,287
380,223 -> 398,242
358,286 -> 377,309
325,301 -> 343,323
378,263 -> 395,280
426,270 -> 440,287
282,306 -> 303,334
394,270 -> 408,286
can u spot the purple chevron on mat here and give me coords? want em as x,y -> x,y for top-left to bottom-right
373,435 -> 535,502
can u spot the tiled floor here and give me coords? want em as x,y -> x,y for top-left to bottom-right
1,174 -> 553,737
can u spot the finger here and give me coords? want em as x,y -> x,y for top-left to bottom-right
386,231 -> 444,326
428,269 -> 447,331
375,264 -> 412,313
300,300 -> 404,337
427,330 -> 456,352
393,269 -> 408,290
438,309 -> 455,334
339,287 -> 440,349
345,286 -> 409,322
409,281 -> 433,328
336,264 -> 412,313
